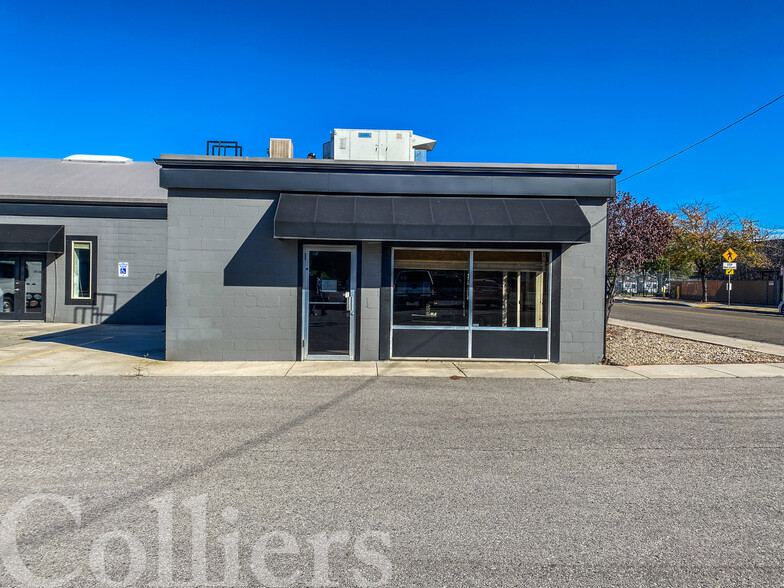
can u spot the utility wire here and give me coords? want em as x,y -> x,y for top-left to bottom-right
618,93 -> 784,183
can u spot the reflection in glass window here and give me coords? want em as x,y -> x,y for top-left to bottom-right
71,241 -> 92,299
393,250 -> 469,326
0,260 -> 15,313
472,251 -> 548,328
24,260 -> 43,312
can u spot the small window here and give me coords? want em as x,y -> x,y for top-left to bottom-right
65,236 -> 97,305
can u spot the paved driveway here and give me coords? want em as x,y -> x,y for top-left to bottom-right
0,376 -> 781,586
611,300 -> 784,345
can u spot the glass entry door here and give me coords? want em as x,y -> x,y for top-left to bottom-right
303,246 -> 356,360
0,255 -> 45,320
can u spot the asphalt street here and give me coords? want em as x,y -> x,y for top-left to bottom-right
0,376 -> 782,587
611,300 -> 784,346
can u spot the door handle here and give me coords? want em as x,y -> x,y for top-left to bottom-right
345,294 -> 353,315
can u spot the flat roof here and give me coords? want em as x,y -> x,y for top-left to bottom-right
0,157 -> 166,204
156,154 -> 621,176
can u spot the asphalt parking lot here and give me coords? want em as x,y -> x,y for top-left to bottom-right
1,376 -> 782,586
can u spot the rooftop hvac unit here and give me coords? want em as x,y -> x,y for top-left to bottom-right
268,138 -> 293,159
322,129 -> 436,162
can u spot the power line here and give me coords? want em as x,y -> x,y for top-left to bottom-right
618,92 -> 784,183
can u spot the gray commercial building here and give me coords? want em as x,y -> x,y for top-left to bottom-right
157,155 -> 619,363
0,157 -> 166,324
0,152 -> 619,363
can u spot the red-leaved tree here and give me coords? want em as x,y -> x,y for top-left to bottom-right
605,192 -> 673,326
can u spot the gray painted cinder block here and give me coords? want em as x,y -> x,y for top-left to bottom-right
557,202 -> 607,363
359,242 -> 382,360
0,214 -> 166,324
165,193 -> 299,361
165,195 -> 610,363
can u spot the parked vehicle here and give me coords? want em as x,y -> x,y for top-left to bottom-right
430,272 -> 466,308
778,299 -> 784,316
394,270 -> 434,308
473,278 -> 502,307
0,262 -> 14,313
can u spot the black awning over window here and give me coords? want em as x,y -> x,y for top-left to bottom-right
0,224 -> 65,254
274,194 -> 592,243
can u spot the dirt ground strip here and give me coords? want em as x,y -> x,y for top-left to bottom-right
606,325 -> 784,366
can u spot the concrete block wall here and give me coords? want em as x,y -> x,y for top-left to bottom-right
359,242 -> 382,360
558,201 -> 608,363
0,215 -> 166,324
165,192 -> 299,361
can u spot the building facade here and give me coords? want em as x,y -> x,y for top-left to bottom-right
0,157 -> 167,324
158,156 -> 618,363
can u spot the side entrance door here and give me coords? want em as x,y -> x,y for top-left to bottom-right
302,246 -> 356,360
0,255 -> 46,320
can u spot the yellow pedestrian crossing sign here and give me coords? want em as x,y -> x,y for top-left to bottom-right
725,268 -> 735,275
722,248 -> 737,262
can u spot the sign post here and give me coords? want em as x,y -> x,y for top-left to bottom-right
727,269 -> 732,306
722,249 -> 737,306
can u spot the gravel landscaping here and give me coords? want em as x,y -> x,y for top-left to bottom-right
606,325 -> 784,366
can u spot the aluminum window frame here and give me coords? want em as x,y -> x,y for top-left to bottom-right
390,247 -> 552,361
65,236 -> 98,305
302,244 -> 357,361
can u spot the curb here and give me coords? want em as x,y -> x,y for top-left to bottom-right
615,297 -> 780,315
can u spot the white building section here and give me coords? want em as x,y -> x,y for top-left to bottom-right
323,129 -> 436,162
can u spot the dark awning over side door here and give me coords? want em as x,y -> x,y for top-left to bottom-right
274,194 -> 592,243
0,224 -> 65,253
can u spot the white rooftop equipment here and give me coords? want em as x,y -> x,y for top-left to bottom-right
323,129 -> 436,162
268,138 -> 294,159
63,154 -> 133,164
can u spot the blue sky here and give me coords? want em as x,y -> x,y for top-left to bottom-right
1,1 -> 782,226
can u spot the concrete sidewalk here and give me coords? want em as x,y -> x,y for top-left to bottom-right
0,322 -> 783,379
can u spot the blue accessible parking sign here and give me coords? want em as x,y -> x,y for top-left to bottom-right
118,262 -> 129,277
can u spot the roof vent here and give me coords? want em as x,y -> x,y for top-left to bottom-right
63,154 -> 132,164
268,138 -> 293,159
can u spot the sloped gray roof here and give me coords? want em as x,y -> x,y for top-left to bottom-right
0,157 -> 165,204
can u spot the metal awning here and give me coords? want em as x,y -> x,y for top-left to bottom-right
274,194 -> 592,243
0,224 -> 65,254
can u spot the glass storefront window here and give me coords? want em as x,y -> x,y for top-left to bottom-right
392,249 -> 551,359
393,250 -> 469,326
472,251 -> 548,328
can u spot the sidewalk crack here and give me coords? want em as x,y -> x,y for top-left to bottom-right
452,362 -> 468,377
